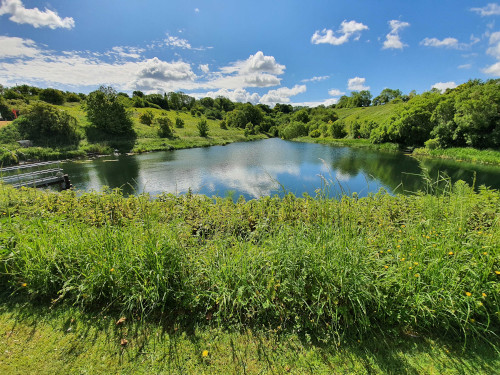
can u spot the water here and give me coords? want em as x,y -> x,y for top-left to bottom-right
62,139 -> 500,199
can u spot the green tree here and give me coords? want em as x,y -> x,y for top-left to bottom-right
0,97 -> 15,120
85,86 -> 133,135
175,117 -> 185,128
39,88 -> 65,105
16,102 -> 81,146
139,110 -> 155,126
197,118 -> 209,137
157,116 -> 174,138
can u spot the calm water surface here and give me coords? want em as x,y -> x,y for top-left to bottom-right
62,139 -> 500,199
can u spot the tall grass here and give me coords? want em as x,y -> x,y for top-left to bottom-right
0,182 -> 498,341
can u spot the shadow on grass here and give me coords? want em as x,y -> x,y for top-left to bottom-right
1,294 -> 498,374
85,125 -> 137,154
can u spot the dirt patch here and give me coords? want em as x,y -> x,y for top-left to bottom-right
0,121 -> 12,129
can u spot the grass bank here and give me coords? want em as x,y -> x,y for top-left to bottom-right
0,182 -> 498,342
294,136 -> 401,152
1,302 -> 498,374
413,147 -> 500,166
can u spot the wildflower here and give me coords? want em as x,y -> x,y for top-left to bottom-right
448,251 -> 454,255
110,268 -> 115,272
409,267 -> 413,270
202,350 -> 209,357
470,319 -> 475,323
414,274 -> 420,277
465,292 -> 472,297
384,265 -> 389,269
400,258 -> 405,261
495,271 -> 500,275
414,262 -> 419,265
21,283 -> 27,287
387,249 -> 391,252
482,293 -> 487,297
483,252 -> 487,255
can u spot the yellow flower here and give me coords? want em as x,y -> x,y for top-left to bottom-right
202,350 -> 209,357
384,265 -> 389,269
21,283 -> 27,287
414,274 -> 420,278
448,251 -> 454,255
482,293 -> 487,297
400,258 -> 405,261
495,271 -> 500,275
470,319 -> 475,323
110,268 -> 115,272
483,252 -> 487,255
414,262 -> 419,265
465,292 -> 472,297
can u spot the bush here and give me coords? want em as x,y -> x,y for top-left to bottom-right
197,118 -> 209,137
309,129 -> 321,138
39,88 -> 65,105
139,110 -> 155,126
425,138 -> 440,150
16,102 -> 81,146
0,97 -> 15,120
66,93 -> 81,103
281,121 -> 307,140
157,116 -> 174,138
329,120 -> 347,138
219,120 -> 227,130
175,117 -> 185,128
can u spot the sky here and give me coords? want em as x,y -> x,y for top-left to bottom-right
1,0 -> 500,106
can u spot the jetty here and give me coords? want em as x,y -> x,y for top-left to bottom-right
1,161 -> 72,190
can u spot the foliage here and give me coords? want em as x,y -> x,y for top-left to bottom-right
16,102 -> 81,146
330,120 -> 347,138
139,110 -> 155,126
156,116 -> 174,138
337,91 -> 372,108
85,86 -> 134,135
0,96 -> 15,120
175,117 -> 185,128
39,88 -> 65,105
197,118 -> 209,137
281,121 -> 307,139
0,182 -> 499,342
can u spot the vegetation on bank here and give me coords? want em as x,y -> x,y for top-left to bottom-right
2,79 -> 500,167
1,182 -> 498,343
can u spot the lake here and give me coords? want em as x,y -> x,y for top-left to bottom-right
62,138 -> 500,199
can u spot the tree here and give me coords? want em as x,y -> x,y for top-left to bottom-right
16,102 -> 81,146
197,118 -> 209,137
157,116 -> 174,138
139,110 -> 155,125
39,88 -> 65,105
0,97 -> 15,120
175,117 -> 185,128
85,86 -> 133,135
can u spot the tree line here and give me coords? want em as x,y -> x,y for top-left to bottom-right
1,79 -> 500,150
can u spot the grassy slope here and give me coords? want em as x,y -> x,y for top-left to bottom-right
335,103 -> 402,125
0,103 -> 266,163
1,303 -> 498,374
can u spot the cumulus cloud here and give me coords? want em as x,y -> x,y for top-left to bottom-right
432,81 -> 457,92
133,58 -> 196,85
483,62 -> 500,75
199,64 -> 209,73
191,88 -> 261,104
260,85 -> 307,105
223,51 -> 285,75
0,0 -> 74,29
291,98 -> 339,107
347,77 -> 369,91
382,20 -> 410,50
328,88 -> 345,96
486,31 -> 500,59
301,75 -> 330,83
458,63 -> 472,69
471,3 -> 500,16
420,37 -> 460,49
311,20 -> 368,45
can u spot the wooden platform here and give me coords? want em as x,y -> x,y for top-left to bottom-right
1,161 -> 71,190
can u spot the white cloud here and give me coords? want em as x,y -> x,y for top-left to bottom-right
486,31 -> 500,59
199,64 -> 209,73
194,8 -> 200,13
382,20 -> 410,50
134,57 -> 196,82
301,75 -> 330,83
458,63 -> 472,69
483,61 -> 500,75
0,0 -> 74,29
347,77 -> 370,91
328,88 -> 345,96
291,98 -> 339,107
191,88 -> 261,104
0,35 -> 40,58
223,51 -> 285,75
471,3 -> 500,16
431,81 -> 457,92
164,35 -> 192,49
260,85 -> 307,106
420,37 -> 459,49
311,20 -> 368,46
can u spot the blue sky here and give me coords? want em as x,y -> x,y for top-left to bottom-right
1,0 -> 500,106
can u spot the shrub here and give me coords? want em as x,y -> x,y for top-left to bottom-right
16,102 -> 81,146
309,129 -> 321,138
197,118 -> 209,137
39,88 -> 65,105
219,120 -> 227,130
425,138 -> 440,150
329,120 -> 347,138
139,110 -> 155,126
66,93 -> 81,103
157,116 -> 174,138
175,117 -> 185,128
281,121 -> 307,140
